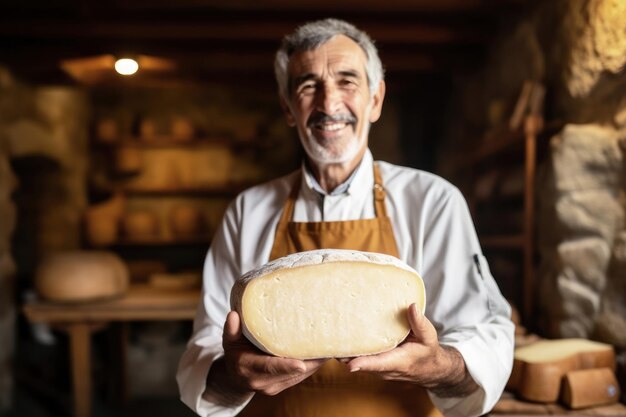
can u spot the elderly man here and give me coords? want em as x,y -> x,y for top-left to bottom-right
177,18 -> 514,417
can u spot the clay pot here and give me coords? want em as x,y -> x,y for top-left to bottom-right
170,116 -> 195,142
95,118 -> 119,143
140,119 -> 156,140
114,146 -> 143,175
168,205 -> 204,237
84,219 -> 118,247
122,211 -> 160,240
35,251 -> 129,303
84,194 -> 125,247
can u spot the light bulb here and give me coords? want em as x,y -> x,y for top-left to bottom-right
114,58 -> 139,75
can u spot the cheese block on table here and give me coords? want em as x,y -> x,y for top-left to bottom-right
507,338 -> 615,403
231,249 -> 426,360
561,367 -> 620,409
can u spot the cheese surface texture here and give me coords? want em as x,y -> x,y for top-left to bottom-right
231,249 -> 426,359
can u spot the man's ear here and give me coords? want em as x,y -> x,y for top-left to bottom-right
279,95 -> 296,127
368,80 -> 386,123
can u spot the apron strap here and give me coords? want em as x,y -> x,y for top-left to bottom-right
270,163 -> 387,259
274,162 -> 387,241
373,163 -> 388,218
278,174 -> 300,228
268,174 -> 300,261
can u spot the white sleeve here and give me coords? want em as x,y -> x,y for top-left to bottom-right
176,203 -> 254,417
421,188 -> 514,417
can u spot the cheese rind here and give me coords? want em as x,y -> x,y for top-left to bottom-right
231,249 -> 425,359
561,367 -> 620,409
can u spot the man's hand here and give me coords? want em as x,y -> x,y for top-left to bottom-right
221,310 -> 327,396
346,303 -> 479,397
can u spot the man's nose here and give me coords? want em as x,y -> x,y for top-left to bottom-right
316,84 -> 342,114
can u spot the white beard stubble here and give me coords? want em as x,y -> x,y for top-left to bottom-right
300,102 -> 373,165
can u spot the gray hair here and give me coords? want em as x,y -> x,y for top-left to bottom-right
274,18 -> 384,101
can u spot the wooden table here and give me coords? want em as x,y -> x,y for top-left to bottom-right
489,391 -> 626,416
23,285 -> 200,417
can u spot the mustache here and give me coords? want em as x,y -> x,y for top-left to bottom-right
307,112 -> 356,127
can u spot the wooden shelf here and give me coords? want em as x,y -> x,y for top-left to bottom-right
449,114 -> 563,325
94,136 -> 266,149
112,236 -> 211,247
23,284 -> 201,417
120,183 -> 256,197
448,120 -> 563,173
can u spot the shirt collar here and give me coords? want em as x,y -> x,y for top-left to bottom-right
301,149 -> 374,197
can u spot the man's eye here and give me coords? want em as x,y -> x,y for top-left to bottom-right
297,83 -> 316,95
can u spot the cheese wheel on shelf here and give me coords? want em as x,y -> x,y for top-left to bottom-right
35,251 -> 129,303
231,249 -> 426,360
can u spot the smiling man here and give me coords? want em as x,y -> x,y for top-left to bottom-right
283,34 -> 382,191
177,18 -> 514,417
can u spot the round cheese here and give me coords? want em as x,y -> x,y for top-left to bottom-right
36,251 -> 129,303
231,249 -> 426,359
122,211 -> 159,239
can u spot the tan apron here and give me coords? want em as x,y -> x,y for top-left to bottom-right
239,164 -> 442,417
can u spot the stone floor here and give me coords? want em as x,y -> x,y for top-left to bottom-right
2,386 -> 197,417
3,321 -> 198,417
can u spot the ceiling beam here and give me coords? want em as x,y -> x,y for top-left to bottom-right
0,18 -> 487,44
1,0 -> 527,14
0,1 -> 505,87
104,0 -> 527,14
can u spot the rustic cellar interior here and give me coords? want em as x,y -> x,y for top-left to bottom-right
1,0 -> 625,416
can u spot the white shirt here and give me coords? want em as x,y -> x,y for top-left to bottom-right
177,149 -> 514,417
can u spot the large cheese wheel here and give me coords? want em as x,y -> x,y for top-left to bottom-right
36,251 -> 129,303
231,249 -> 426,359
507,338 -> 615,403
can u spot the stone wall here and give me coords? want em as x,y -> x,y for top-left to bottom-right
441,0 -> 626,350
0,66 -> 20,412
0,65 -> 88,411
538,124 -> 625,341
535,0 -> 626,346
9,86 -> 89,263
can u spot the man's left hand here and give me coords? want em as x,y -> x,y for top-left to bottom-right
346,303 -> 479,397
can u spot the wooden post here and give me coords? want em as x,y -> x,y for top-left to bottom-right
67,323 -> 93,417
523,115 -> 542,325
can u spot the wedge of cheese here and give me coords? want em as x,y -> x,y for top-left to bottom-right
561,367 -> 620,409
507,338 -> 615,403
231,249 -> 426,359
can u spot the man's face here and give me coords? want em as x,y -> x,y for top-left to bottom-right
282,35 -> 385,166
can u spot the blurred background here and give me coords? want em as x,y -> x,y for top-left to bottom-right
0,0 -> 625,416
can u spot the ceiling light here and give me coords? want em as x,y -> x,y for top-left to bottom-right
114,58 -> 139,75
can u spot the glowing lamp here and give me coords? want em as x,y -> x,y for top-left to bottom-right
114,58 -> 139,75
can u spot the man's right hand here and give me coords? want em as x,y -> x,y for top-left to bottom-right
222,310 -> 327,396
